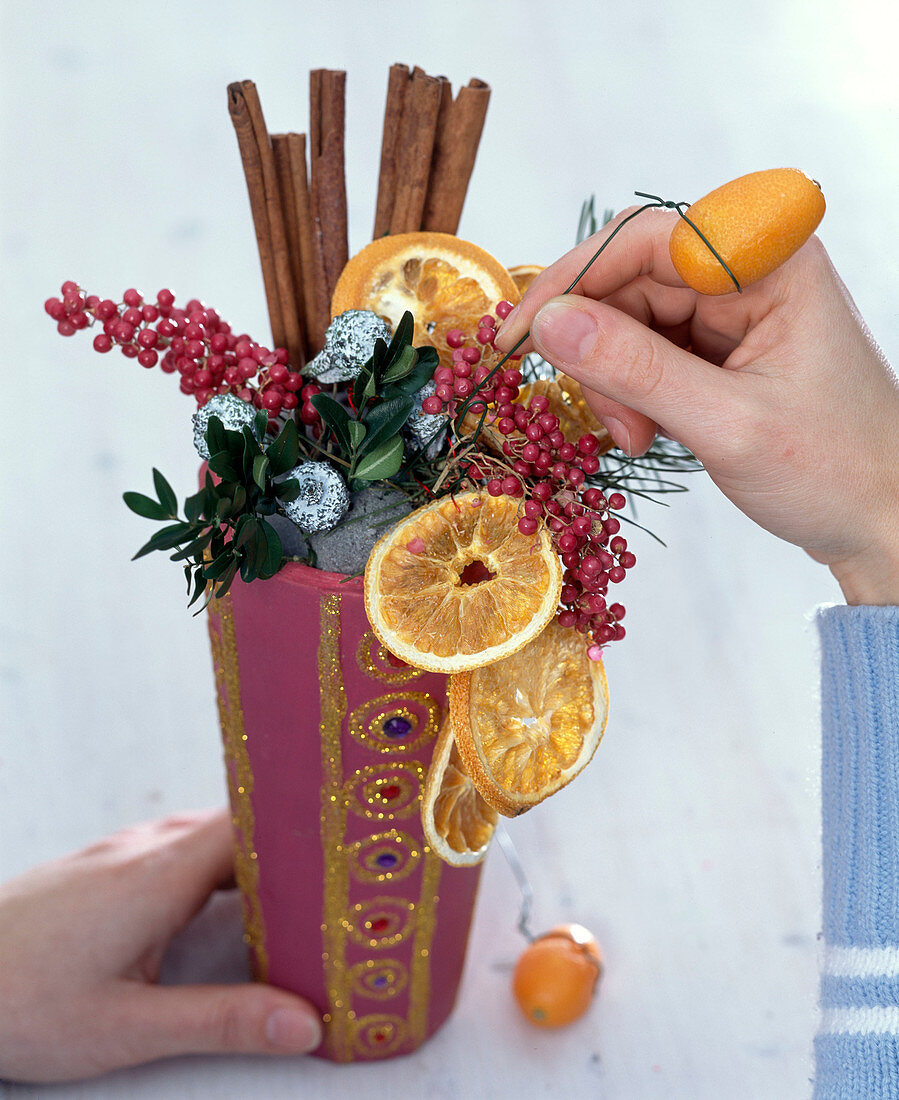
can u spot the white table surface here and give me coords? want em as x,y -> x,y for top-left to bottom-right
1,2 -> 896,1097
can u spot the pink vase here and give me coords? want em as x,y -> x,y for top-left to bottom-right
206,561 -> 483,1061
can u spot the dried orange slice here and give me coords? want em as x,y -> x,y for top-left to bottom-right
507,264 -> 544,296
451,620 -> 609,816
422,715 -> 497,866
364,491 -> 562,674
331,232 -> 520,366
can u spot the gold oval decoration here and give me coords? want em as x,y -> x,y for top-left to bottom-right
352,1013 -> 408,1058
346,897 -> 417,950
349,829 -> 421,884
356,630 -> 426,685
344,762 -> 425,821
348,958 -> 409,1002
348,691 -> 440,754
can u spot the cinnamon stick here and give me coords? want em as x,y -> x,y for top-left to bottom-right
227,82 -> 286,351
373,63 -> 410,238
389,69 -> 443,235
279,133 -> 318,360
271,133 -> 311,365
237,81 -> 304,368
309,69 -> 348,346
422,78 -> 491,234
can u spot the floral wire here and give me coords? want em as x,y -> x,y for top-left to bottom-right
458,188 -> 743,450
456,199 -> 663,436
633,191 -> 742,293
495,825 -> 536,943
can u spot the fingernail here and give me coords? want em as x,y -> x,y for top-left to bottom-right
602,417 -> 632,456
532,301 -> 598,363
499,303 -> 519,330
266,1007 -> 322,1053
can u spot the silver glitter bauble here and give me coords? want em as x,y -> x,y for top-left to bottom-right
402,380 -> 448,457
303,310 -> 391,383
192,394 -> 259,460
280,461 -> 350,534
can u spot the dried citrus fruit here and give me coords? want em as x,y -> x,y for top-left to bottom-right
513,924 -> 603,1028
669,168 -> 825,295
422,715 -> 498,866
507,264 -> 544,296
451,620 -> 609,816
364,491 -> 562,674
331,232 -> 520,365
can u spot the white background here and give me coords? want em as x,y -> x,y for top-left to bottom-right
1,1 -> 897,1097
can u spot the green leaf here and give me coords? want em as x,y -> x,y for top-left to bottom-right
152,468 -> 178,515
132,522 -> 194,560
258,519 -> 283,578
386,352 -> 438,397
347,420 -> 367,449
241,425 -> 262,480
204,549 -> 238,581
275,477 -> 301,502
233,514 -> 258,550
207,449 -> 242,482
353,435 -> 404,482
252,453 -> 270,491
184,487 -> 209,525
205,416 -> 228,459
213,560 -> 239,600
310,393 -> 351,453
362,363 -> 380,404
231,484 -> 247,515
266,419 -> 299,476
254,409 -> 269,441
169,530 -> 215,562
359,396 -> 414,456
187,566 -> 209,608
381,343 -> 417,384
214,496 -> 232,522
388,310 -> 414,355
353,359 -> 376,412
123,491 -> 171,521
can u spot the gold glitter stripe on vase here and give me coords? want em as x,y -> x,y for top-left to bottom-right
207,595 -> 268,980
318,593 -> 352,1062
406,850 -> 442,1047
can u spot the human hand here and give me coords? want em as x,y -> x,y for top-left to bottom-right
496,210 -> 899,605
0,809 -> 322,1082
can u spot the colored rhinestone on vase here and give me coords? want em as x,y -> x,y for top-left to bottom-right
376,851 -> 399,868
382,716 -> 412,739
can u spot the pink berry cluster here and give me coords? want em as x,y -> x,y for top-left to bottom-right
44,282 -> 317,421
428,301 -> 635,651
421,301 -> 522,417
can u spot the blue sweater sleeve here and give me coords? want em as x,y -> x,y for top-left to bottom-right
815,605 -> 899,1099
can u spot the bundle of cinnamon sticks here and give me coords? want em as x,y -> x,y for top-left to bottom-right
228,66 -> 490,368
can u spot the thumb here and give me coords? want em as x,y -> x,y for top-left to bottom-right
112,982 -> 323,1066
530,295 -> 744,458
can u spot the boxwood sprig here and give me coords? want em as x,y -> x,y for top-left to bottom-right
123,410 -> 303,609
309,311 -> 438,488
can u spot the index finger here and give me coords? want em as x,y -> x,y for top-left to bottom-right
496,206 -> 691,352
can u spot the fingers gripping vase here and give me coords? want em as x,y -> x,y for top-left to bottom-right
206,561 -> 483,1061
